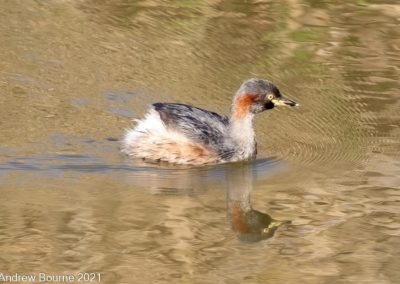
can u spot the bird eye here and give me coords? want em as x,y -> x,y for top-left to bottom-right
267,94 -> 274,100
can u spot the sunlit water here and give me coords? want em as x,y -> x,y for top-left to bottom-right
1,1 -> 399,283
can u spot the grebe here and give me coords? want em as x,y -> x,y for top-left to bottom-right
122,78 -> 298,165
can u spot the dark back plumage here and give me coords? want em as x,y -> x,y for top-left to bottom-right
153,103 -> 235,158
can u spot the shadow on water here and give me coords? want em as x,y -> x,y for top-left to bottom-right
123,157 -> 286,192
226,162 -> 290,243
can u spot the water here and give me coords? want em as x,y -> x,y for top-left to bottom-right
1,0 -> 399,283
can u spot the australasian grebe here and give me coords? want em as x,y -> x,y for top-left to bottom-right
122,78 -> 298,165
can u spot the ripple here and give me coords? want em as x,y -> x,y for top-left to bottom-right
258,77 -> 378,170
0,150 -> 283,190
120,158 -> 283,190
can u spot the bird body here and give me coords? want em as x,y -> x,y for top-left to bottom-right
122,78 -> 297,165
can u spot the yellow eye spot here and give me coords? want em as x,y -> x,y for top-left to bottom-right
267,94 -> 274,100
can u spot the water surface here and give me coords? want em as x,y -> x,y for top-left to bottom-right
1,1 -> 399,283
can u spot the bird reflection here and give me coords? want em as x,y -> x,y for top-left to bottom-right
123,157 -> 289,242
226,162 -> 290,242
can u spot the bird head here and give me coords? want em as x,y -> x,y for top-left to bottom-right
231,78 -> 298,119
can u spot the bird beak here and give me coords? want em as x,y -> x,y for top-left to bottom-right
272,97 -> 298,107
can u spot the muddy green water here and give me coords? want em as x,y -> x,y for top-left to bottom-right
0,0 -> 399,283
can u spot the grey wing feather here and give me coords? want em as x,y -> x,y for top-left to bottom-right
152,103 -> 230,152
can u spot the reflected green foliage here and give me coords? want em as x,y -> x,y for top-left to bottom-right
290,28 -> 327,43
356,0 -> 368,6
0,0 -> 399,283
